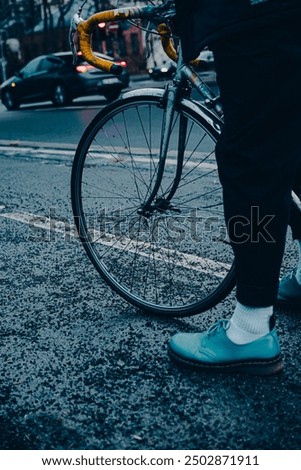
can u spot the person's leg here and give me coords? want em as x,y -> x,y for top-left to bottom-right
169,19 -> 301,374
211,25 -> 301,344
213,25 -> 301,308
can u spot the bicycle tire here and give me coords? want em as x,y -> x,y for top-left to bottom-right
71,90 -> 236,316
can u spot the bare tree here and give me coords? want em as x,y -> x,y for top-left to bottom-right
58,0 -> 79,29
42,0 -> 53,32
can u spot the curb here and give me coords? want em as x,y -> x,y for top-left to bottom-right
0,139 -> 77,151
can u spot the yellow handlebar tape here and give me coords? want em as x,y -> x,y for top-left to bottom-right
77,8 -> 141,75
157,23 -> 203,70
157,24 -> 178,63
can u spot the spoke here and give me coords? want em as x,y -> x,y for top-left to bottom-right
182,131 -> 207,170
81,180 -> 139,208
161,216 -> 177,306
182,185 -> 222,205
82,196 -> 140,203
175,168 -> 217,196
83,167 -> 139,201
150,220 -> 159,304
160,112 -> 181,195
97,126 -> 147,199
118,112 -> 147,198
129,215 -> 144,293
180,149 -> 216,184
136,105 -> 159,201
84,161 -> 138,199
90,207 -> 138,246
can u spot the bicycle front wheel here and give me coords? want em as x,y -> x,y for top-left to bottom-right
71,91 -> 235,316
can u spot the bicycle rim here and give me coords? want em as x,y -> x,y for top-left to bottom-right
71,94 -> 235,316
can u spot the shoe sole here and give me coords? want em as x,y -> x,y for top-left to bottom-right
168,347 -> 284,376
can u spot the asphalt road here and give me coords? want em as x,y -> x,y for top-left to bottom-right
0,78 -> 301,451
0,73 -> 218,145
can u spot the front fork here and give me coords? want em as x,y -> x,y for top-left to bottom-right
138,82 -> 189,217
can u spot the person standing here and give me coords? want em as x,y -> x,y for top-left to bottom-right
169,0 -> 301,375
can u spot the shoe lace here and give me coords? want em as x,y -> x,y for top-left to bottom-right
206,319 -> 230,337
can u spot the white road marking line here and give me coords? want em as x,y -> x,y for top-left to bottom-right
0,211 -> 76,237
0,211 -> 230,277
0,145 -> 217,170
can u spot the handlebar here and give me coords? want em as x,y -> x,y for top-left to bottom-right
75,7 -> 144,75
69,1 -> 203,75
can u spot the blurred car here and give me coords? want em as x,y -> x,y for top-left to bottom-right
148,62 -> 176,81
0,51 -> 129,110
148,49 -> 214,81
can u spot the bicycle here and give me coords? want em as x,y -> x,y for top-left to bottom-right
69,0 -> 236,317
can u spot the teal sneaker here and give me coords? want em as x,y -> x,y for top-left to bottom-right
169,319 -> 283,376
277,269 -> 301,307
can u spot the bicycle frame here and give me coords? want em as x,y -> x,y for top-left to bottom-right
70,1 -> 301,218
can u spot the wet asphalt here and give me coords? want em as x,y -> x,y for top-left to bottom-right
0,149 -> 301,451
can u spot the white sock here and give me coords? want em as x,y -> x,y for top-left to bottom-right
295,240 -> 301,285
226,302 -> 273,345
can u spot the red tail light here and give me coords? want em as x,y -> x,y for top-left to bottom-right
76,64 -> 94,73
116,60 -> 127,68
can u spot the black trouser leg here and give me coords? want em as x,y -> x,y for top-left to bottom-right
211,20 -> 301,306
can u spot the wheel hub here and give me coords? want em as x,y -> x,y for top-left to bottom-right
137,197 -> 181,218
